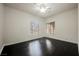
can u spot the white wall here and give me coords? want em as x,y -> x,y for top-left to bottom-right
45,8 -> 78,44
0,4 -> 4,54
4,6 -> 78,46
4,6 -> 45,45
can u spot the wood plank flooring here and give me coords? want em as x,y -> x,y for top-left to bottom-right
1,37 -> 78,56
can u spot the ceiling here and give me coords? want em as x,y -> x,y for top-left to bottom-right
5,3 -> 77,19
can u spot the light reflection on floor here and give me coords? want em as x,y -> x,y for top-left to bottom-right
28,41 -> 42,56
46,39 -> 55,54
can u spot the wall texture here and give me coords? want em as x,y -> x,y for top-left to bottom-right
0,4 -> 4,54
4,6 -> 45,45
45,8 -> 78,44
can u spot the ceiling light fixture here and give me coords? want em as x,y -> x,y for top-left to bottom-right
34,3 -> 50,14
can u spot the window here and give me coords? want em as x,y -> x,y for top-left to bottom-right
31,21 -> 39,35
47,21 -> 55,34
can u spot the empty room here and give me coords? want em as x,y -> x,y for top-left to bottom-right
0,3 -> 78,56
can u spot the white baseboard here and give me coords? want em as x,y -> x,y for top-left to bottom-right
0,44 -> 5,55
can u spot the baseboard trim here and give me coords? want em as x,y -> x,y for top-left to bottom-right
0,44 -> 5,55
4,37 -> 77,47
4,37 -> 45,46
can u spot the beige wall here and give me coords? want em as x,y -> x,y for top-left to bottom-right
4,6 -> 45,45
45,8 -> 78,44
0,4 -> 4,54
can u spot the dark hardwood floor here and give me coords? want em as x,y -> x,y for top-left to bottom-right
1,37 -> 78,56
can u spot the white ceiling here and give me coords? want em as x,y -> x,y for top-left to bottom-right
5,3 -> 77,18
